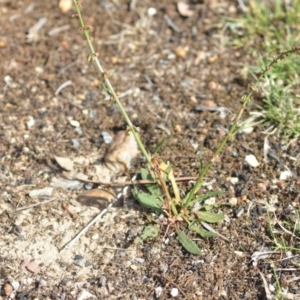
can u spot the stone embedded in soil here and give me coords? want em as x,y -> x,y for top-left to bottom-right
244,154 -> 260,167
170,287 -> 179,297
29,187 -> 53,199
77,289 -> 95,300
74,254 -> 85,267
54,156 -> 74,171
26,261 -> 41,273
3,283 -> 13,296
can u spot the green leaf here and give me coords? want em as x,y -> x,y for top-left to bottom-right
140,224 -> 160,240
194,211 -> 224,223
132,187 -> 163,212
176,231 -> 201,255
189,224 -> 217,238
140,168 -> 163,197
153,137 -> 167,154
187,190 -> 223,208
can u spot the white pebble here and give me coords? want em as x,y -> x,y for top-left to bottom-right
170,287 -> 179,297
155,287 -> 163,298
245,154 -> 259,167
26,116 -> 35,129
29,187 -> 53,199
77,290 -> 95,300
148,7 -> 157,16
279,170 -> 292,180
70,119 -> 80,127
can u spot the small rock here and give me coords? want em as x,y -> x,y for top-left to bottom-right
77,289 -> 95,300
229,177 -> 239,185
170,287 -> 179,297
101,131 -> 113,144
38,279 -> 47,288
3,283 -> 13,296
71,139 -> 80,147
130,264 -> 138,271
10,281 -> 20,291
26,261 -> 40,273
26,116 -> 35,129
69,119 -> 80,127
29,187 -> 53,199
134,257 -> 145,264
177,1 -> 194,17
245,154 -> 260,167
155,287 -> 163,298
279,170 -> 292,180
148,7 -> 157,16
228,197 -> 237,205
99,275 -> 106,287
59,0 -> 72,13
74,254 -> 85,267
175,46 -> 187,58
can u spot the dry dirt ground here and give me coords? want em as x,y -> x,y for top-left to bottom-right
1,0 -> 300,299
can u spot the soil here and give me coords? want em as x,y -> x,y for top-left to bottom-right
0,0 -> 300,299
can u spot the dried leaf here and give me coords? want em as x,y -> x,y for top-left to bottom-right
177,1 -> 194,17
176,231 -> 201,255
54,156 -> 74,171
77,189 -> 115,209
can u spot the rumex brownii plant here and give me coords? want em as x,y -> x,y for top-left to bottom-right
72,0 -> 300,254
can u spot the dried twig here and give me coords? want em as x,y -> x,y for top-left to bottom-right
15,198 -> 56,212
64,173 -> 198,186
59,201 -> 114,252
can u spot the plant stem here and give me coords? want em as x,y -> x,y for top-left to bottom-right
73,0 -> 153,168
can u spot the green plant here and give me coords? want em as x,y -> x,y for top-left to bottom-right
72,1 -> 300,254
225,0 -> 300,140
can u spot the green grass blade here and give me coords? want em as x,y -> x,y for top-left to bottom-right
189,224 -> 217,238
194,211 -> 224,223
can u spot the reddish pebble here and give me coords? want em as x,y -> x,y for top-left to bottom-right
3,283 -> 13,296
20,259 -> 30,269
26,261 -> 40,273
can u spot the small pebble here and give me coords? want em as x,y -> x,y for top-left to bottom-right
69,119 -> 80,127
71,139 -> 80,147
134,257 -> 145,264
99,275 -> 106,287
245,154 -> 259,167
101,131 -> 113,144
148,7 -> 157,16
170,288 -> 179,297
155,287 -> 163,298
77,289 -> 95,300
29,187 -> 53,199
38,279 -> 47,288
74,254 -> 85,267
3,283 -> 13,296
175,46 -> 187,58
26,261 -> 40,273
26,116 -> 35,129
280,170 -> 292,180
130,265 -> 138,271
